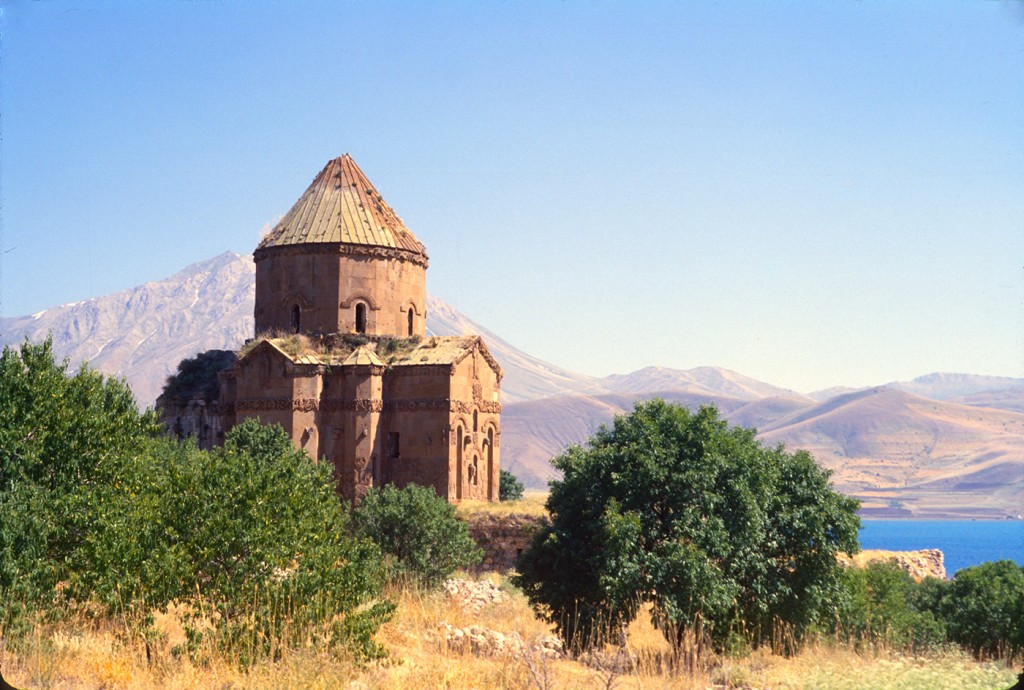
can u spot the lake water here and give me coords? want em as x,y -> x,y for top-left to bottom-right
859,520 -> 1024,577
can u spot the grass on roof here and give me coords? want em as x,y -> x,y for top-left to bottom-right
240,332 -> 439,365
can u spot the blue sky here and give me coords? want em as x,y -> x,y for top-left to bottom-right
1,0 -> 1022,392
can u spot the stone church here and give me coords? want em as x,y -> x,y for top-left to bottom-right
161,155 -> 501,503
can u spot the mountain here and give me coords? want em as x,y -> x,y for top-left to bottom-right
0,252 -> 254,406
887,372 -> 1024,402
502,389 -> 749,486
0,253 -> 603,407
602,365 -> 807,401
424,294 -> 604,404
807,374 -> 1024,413
756,387 -> 1024,518
3,252 -> 1022,517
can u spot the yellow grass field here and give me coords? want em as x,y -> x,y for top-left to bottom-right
2,571 -> 1017,690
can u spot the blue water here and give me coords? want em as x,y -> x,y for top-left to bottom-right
859,520 -> 1024,577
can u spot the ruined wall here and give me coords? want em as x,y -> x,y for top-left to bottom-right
464,513 -> 542,573
158,399 -> 224,450
839,549 -> 947,581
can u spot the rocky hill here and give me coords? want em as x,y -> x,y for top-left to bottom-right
3,252 -> 1022,517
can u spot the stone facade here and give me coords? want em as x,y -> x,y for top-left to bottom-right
254,244 -> 427,338
161,154 -> 501,503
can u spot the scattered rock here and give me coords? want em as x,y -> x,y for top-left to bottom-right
443,578 -> 506,612
437,622 -> 562,659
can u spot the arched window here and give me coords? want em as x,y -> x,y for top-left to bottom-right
290,304 -> 301,334
456,426 -> 464,500
355,303 -> 367,334
407,308 -> 414,336
485,427 -> 495,501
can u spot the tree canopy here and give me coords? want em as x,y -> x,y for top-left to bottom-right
514,399 -> 860,651
0,338 -> 159,604
0,340 -> 392,661
499,469 -> 525,501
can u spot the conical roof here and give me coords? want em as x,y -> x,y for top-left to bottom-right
257,154 -> 428,258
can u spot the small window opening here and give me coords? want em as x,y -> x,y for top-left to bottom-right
407,308 -> 414,336
389,432 -> 400,459
290,304 -> 301,334
355,303 -> 367,334
473,410 -> 479,432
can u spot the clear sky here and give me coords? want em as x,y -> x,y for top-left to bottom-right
1,0 -> 1022,393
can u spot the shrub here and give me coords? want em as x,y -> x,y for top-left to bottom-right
514,399 -> 860,652
837,561 -> 948,651
80,420 -> 394,662
0,339 -> 392,663
500,469 -> 525,501
354,484 -> 482,586
159,349 -> 236,401
942,560 -> 1024,659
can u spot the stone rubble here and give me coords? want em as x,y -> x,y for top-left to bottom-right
438,578 -> 562,659
438,622 -> 562,659
443,578 -> 507,612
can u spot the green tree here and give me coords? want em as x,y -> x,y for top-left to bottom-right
0,340 -> 392,661
353,483 -> 482,586
837,561 -> 948,651
513,399 -> 860,652
500,468 -> 525,501
159,349 -> 236,401
0,338 -> 158,611
81,421 -> 394,662
941,560 -> 1024,659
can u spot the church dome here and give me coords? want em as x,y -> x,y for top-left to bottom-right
257,154 -> 428,262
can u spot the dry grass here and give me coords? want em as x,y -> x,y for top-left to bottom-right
456,492 -> 549,520
2,574 -> 1018,690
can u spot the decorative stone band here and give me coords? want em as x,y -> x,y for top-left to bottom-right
236,397 -> 320,412
321,399 -> 385,413
387,365 -> 456,377
387,399 -> 501,414
254,242 -> 429,269
235,397 -> 500,415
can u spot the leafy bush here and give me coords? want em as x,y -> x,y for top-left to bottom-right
514,399 -> 860,652
499,469 -> 525,501
80,420 -> 394,662
0,338 -> 158,617
159,349 -> 236,401
838,561 -> 948,651
0,340 -> 392,662
354,484 -> 482,585
941,560 -> 1024,659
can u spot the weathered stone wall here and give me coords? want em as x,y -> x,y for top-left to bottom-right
463,515 -> 949,582
464,513 -> 543,573
839,548 -> 947,580
158,399 -> 224,450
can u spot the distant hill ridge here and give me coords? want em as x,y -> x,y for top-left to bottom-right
2,252 -> 1022,518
